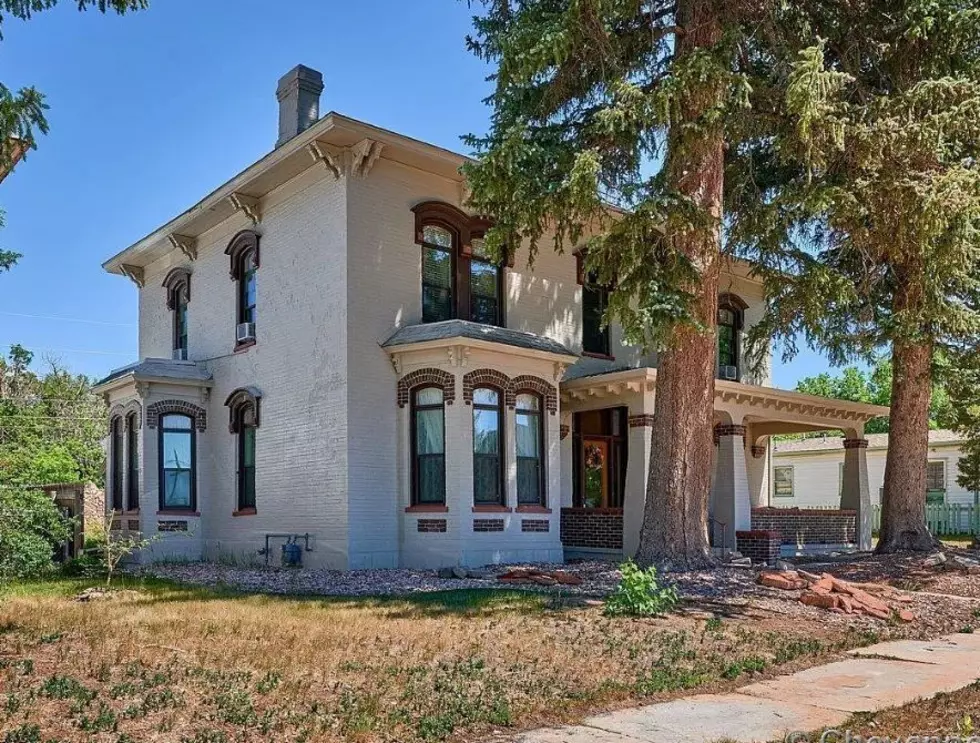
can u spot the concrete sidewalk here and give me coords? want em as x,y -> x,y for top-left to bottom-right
517,633 -> 980,743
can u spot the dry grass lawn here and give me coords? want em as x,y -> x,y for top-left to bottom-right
0,577 -> 891,743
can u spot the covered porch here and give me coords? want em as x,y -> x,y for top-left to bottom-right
558,368 -> 888,559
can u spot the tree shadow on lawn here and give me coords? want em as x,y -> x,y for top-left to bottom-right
3,574 -> 587,619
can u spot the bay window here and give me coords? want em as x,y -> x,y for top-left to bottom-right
412,387 -> 446,505
516,393 -> 545,506
159,413 -> 195,511
472,387 -> 503,505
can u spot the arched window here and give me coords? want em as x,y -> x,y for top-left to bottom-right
412,201 -> 507,327
159,413 -> 196,512
515,393 -> 545,506
472,387 -> 504,505
412,387 -> 446,505
110,417 -> 123,511
226,387 -> 261,514
225,230 -> 260,347
421,225 -> 455,323
162,268 -> 191,359
126,413 -> 139,511
717,294 -> 746,381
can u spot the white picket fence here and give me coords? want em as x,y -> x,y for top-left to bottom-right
871,503 -> 980,536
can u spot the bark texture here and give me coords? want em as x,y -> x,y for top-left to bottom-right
635,0 -> 722,570
875,271 -> 940,554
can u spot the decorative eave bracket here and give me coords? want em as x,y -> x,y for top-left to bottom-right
168,233 -> 198,261
307,138 -> 384,180
228,192 -> 261,225
120,264 -> 145,288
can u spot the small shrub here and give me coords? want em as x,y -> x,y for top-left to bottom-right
959,625 -> 975,634
604,560 -> 678,617
721,656 -> 767,680
2,723 -> 40,743
0,487 -> 72,583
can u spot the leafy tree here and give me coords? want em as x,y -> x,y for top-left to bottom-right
0,346 -> 105,487
0,0 -> 147,272
728,2 -> 980,553
0,486 -> 71,582
795,358 -> 949,435
463,0 -> 779,568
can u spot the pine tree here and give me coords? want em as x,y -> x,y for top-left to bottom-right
728,1 -> 980,553
463,0 -> 772,568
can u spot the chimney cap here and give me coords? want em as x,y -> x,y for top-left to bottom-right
277,64 -> 324,98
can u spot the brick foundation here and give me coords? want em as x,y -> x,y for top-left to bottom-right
735,530 -> 781,564
473,519 -> 505,532
521,519 -> 549,533
751,507 -> 856,546
560,508 -> 623,550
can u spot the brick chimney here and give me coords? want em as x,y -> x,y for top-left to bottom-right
276,65 -> 324,148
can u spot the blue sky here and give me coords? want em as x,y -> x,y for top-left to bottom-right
0,0 -> 832,387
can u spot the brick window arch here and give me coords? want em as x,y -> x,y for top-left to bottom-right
146,400 -> 207,431
462,369 -> 512,406
397,368 -> 456,408
512,375 -> 558,415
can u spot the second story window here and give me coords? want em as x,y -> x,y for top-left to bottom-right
162,268 -> 191,360
469,238 -> 502,326
717,294 -> 746,381
421,225 -> 454,323
576,252 -> 612,357
412,201 -> 508,327
225,230 -> 260,348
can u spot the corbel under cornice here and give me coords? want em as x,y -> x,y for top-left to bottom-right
307,141 -> 342,178
348,138 -> 384,178
228,192 -> 261,225
120,264 -> 145,288
168,233 -> 198,261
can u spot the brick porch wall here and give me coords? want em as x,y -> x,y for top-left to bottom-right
751,507 -> 857,545
560,508 -> 623,550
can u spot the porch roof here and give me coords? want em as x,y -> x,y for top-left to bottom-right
93,358 -> 214,395
560,367 -> 889,425
382,320 -> 578,361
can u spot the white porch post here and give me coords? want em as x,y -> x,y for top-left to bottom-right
713,424 -> 752,550
623,413 -> 653,557
746,440 -> 769,509
841,437 -> 872,551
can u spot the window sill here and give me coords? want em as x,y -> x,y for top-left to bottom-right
232,508 -> 257,517
234,339 -> 256,353
472,505 -> 511,513
405,505 -> 448,513
516,505 -> 552,514
582,351 -> 615,361
156,509 -> 200,517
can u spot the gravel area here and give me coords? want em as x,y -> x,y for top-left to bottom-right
136,555 -> 980,638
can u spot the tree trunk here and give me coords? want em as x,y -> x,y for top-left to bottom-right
635,0 -> 723,570
875,302 -> 939,553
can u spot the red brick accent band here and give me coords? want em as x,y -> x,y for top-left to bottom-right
559,424 -> 570,440
146,400 -> 207,431
751,507 -> 857,546
628,414 -> 655,428
473,519 -> 505,532
512,374 -> 558,415
560,507 -> 622,550
521,519 -> 550,533
735,530 -> 781,565
750,445 -> 766,459
843,438 -> 869,449
417,519 -> 447,533
715,424 -> 747,438
397,368 -> 456,408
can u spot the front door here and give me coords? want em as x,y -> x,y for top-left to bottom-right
582,439 -> 609,508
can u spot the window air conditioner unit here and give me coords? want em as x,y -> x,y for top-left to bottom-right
172,348 -> 188,361
719,365 -> 738,381
236,322 -> 256,343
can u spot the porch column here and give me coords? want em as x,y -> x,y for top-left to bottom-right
623,413 -> 654,557
841,438 -> 872,551
714,424 -> 752,550
746,440 -> 769,509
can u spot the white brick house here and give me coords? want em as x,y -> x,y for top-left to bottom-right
94,66 -> 887,569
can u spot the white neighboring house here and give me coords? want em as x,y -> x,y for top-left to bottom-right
772,430 -> 976,508
92,65 -> 887,570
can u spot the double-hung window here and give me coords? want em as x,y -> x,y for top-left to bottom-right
412,387 -> 446,505
162,268 -> 191,359
421,225 -> 454,323
159,414 -> 195,511
516,393 -> 545,506
472,387 -> 504,505
469,238 -> 502,326
238,425 -> 256,511
225,230 -> 260,347
110,417 -> 124,511
126,413 -> 139,511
